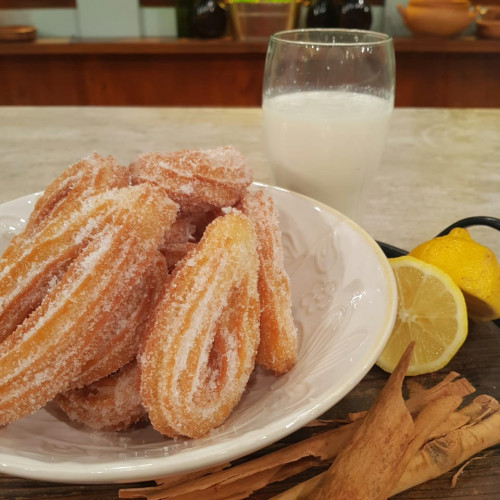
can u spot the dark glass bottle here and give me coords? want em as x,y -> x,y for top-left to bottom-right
191,0 -> 227,39
340,0 -> 372,30
306,0 -> 339,28
176,0 -> 194,37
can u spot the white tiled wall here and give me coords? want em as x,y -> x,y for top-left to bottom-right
0,8 -> 78,37
371,5 -> 385,33
0,4 -> 177,38
76,0 -> 141,38
383,0 -> 412,36
140,7 -> 177,37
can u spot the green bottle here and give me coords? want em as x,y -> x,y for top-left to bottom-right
176,0 -> 194,37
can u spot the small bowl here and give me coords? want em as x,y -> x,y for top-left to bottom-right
476,6 -> 500,38
0,25 -> 37,43
397,0 -> 475,37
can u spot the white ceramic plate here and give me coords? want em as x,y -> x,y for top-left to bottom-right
0,184 -> 397,484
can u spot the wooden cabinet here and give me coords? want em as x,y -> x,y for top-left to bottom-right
393,37 -> 500,108
0,36 -> 499,107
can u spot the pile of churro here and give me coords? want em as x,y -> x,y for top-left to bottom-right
0,146 -> 297,438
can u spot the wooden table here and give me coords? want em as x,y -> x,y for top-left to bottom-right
0,106 -> 498,498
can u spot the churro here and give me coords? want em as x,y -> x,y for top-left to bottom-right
0,157 -> 131,343
140,211 -> 260,438
70,252 -> 168,390
56,361 -> 145,432
240,190 -> 297,374
23,153 -> 130,237
0,184 -> 177,426
130,146 -> 252,213
0,147 -> 299,437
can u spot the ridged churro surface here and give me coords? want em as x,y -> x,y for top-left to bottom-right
140,212 -> 260,438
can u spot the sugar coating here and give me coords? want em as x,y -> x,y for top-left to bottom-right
0,155 -> 131,343
240,190 -> 298,374
21,152 -> 129,237
0,183 -> 177,426
55,361 -> 145,431
71,253 -> 167,390
140,212 -> 260,438
0,147 -> 298,436
129,146 -> 252,211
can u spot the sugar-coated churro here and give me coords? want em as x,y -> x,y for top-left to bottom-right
56,361 -> 146,432
140,211 -> 260,438
130,146 -> 252,212
0,184 -> 177,426
0,146 -> 298,437
240,190 -> 297,374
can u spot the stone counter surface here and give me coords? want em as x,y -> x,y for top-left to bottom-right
0,106 -> 499,255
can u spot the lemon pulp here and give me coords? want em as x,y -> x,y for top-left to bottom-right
377,256 -> 468,376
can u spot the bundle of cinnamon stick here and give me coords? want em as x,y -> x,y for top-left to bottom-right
120,343 -> 500,500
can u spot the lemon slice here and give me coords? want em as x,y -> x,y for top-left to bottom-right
377,255 -> 468,376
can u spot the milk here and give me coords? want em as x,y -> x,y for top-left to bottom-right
263,90 -> 392,221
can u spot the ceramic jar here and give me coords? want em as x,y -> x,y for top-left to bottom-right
397,0 -> 475,37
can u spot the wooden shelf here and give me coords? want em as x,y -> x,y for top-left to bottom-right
0,36 -> 499,107
394,35 -> 500,53
0,37 -> 269,55
1,36 -> 499,55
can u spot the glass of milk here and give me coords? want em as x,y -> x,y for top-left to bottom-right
262,29 -> 395,224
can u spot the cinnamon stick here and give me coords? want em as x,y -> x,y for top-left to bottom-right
120,345 -> 481,500
119,421 -> 361,499
271,395 -> 500,500
305,343 -> 416,499
391,403 -> 500,495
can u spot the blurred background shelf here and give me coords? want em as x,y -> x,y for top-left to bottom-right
0,36 -> 499,107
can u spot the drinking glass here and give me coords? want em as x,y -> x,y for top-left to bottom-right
262,29 -> 395,223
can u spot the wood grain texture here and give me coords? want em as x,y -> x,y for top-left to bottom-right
0,52 -> 266,106
395,52 -> 500,107
0,38 -> 499,107
1,321 -> 499,499
2,36 -> 500,56
0,37 -> 267,55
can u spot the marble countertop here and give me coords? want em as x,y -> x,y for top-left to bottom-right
0,106 -> 499,499
1,106 -> 498,255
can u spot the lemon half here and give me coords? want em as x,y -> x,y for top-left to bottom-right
377,255 -> 468,376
